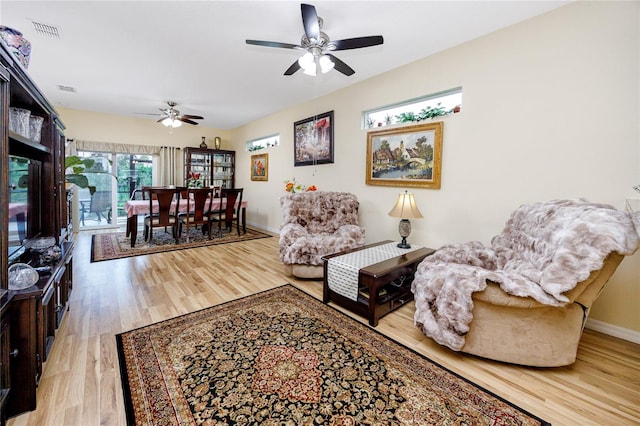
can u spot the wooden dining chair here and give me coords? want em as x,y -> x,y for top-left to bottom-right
143,187 -> 181,244
211,188 -> 244,237
178,187 -> 215,241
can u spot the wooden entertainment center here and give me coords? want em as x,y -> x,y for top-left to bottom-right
0,41 -> 73,422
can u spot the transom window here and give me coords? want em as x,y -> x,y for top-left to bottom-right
363,87 -> 462,129
246,134 -> 280,152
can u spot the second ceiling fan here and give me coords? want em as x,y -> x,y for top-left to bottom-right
246,3 -> 383,76
157,101 -> 204,127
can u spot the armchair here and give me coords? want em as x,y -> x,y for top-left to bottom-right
280,191 -> 366,279
411,199 -> 639,366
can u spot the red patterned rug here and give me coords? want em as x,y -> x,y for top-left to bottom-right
91,227 -> 271,262
116,285 -> 549,425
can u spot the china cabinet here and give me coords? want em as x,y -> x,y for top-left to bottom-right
184,147 -> 235,190
1,38 -> 73,419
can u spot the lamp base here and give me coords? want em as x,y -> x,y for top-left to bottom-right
397,219 -> 412,248
397,238 -> 411,249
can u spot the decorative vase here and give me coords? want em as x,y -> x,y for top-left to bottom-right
0,26 -> 31,69
200,136 -> 207,148
214,136 -> 221,150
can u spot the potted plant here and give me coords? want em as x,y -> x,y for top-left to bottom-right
65,155 -> 117,195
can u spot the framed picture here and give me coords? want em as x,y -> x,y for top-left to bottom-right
366,121 -> 443,189
293,110 -> 334,167
250,153 -> 268,181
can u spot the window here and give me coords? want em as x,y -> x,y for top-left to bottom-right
363,87 -> 462,129
246,134 -> 280,152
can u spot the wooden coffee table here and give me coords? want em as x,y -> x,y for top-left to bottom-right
322,241 -> 435,326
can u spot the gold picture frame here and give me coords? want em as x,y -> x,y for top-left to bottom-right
366,121 -> 443,189
250,153 -> 268,181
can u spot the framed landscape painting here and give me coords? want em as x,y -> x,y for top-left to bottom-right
293,110 -> 334,167
250,153 -> 268,181
366,121 -> 443,189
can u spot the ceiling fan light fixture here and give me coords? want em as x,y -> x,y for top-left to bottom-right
303,64 -> 317,76
171,119 -> 182,128
298,51 -> 316,75
162,117 -> 173,127
319,54 -> 334,73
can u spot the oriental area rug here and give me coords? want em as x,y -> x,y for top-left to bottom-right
116,285 -> 550,426
91,227 -> 271,262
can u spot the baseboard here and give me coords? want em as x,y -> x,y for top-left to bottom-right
248,222 -> 280,235
585,318 -> 640,344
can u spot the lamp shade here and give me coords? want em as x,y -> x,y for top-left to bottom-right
388,190 -> 423,219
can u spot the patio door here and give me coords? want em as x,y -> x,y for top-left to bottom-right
76,152 -> 153,230
115,154 -> 153,226
76,151 -> 117,230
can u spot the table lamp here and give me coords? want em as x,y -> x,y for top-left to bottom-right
388,190 -> 423,248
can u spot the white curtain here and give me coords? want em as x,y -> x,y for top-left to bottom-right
72,138 -> 182,186
73,139 -> 161,155
159,146 -> 182,186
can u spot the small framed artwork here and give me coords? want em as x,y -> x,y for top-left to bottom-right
250,153 -> 268,181
366,121 -> 443,189
293,110 -> 334,167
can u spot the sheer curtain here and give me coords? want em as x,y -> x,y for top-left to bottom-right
159,146 -> 182,186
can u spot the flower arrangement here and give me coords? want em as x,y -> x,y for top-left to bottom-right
187,171 -> 203,188
284,177 -> 317,193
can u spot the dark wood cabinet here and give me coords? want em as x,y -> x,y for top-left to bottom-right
0,294 -> 13,426
1,39 -> 73,418
184,148 -> 235,189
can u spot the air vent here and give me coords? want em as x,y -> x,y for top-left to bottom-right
29,20 -> 61,39
57,85 -> 76,93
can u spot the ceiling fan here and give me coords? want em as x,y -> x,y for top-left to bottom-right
246,3 -> 383,77
156,101 -> 204,127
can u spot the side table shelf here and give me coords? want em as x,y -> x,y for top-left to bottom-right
323,241 -> 435,326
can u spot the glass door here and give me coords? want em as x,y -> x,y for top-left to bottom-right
115,154 -> 153,227
75,151 -> 153,231
76,151 -> 117,230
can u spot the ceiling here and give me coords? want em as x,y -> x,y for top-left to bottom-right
1,1 -> 569,130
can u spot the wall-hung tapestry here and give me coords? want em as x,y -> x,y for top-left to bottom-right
366,122 -> 443,189
293,111 -> 334,167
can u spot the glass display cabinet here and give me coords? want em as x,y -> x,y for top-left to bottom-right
184,148 -> 235,190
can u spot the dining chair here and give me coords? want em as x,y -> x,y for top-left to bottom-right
143,187 -> 181,244
178,187 -> 215,241
211,187 -> 244,237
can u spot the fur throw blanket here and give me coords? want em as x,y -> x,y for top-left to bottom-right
412,199 -> 640,351
279,191 -> 365,266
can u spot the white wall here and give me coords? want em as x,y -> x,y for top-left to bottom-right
231,1 -> 640,333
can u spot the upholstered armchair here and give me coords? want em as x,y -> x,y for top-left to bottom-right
280,191 -> 366,279
411,199 -> 639,367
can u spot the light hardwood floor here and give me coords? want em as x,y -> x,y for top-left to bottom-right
7,229 -> 640,425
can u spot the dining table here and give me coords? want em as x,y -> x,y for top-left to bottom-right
124,197 -> 248,247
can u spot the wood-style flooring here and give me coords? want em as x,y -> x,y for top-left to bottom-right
7,229 -> 640,425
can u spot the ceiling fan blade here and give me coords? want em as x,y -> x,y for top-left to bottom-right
246,39 -> 301,50
284,60 -> 301,75
326,54 -> 355,76
178,117 -> 199,125
181,114 -> 204,120
157,117 -> 167,123
301,3 -> 320,41
330,36 -> 384,51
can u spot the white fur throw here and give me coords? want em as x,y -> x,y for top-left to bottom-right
412,199 -> 640,351
279,191 -> 366,266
